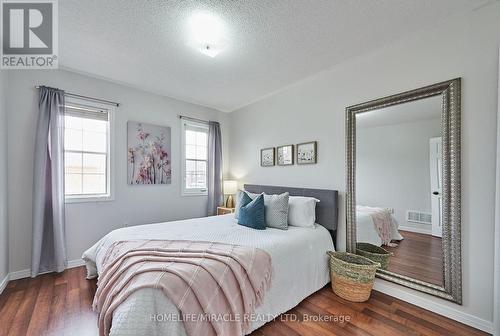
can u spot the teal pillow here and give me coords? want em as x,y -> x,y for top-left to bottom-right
234,190 -> 246,220
238,193 -> 266,230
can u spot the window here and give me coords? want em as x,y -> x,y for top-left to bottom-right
181,119 -> 208,195
64,97 -> 114,202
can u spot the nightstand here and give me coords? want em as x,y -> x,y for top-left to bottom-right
217,207 -> 235,215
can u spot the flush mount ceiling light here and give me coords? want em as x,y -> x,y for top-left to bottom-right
188,12 -> 227,58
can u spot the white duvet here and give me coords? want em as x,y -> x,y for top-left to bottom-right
83,214 -> 334,336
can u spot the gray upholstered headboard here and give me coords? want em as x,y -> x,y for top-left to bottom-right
243,184 -> 339,239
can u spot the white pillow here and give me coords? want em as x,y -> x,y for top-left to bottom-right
288,196 -> 320,228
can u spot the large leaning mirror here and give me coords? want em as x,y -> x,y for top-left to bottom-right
345,79 -> 462,303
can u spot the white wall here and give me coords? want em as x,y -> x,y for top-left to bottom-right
493,47 -> 500,336
6,69 -> 229,272
357,118 -> 440,231
0,71 -> 8,285
228,4 -> 500,331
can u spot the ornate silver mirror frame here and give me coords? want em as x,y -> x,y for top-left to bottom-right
345,78 -> 462,303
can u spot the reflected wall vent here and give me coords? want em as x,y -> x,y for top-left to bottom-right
406,210 -> 432,224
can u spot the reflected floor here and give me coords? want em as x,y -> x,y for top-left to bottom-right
385,230 -> 443,286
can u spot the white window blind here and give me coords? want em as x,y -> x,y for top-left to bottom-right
181,120 -> 208,195
64,98 -> 113,202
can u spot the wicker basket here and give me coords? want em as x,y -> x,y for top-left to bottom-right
327,251 -> 380,302
356,243 -> 393,270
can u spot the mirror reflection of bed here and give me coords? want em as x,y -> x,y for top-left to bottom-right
356,95 -> 444,287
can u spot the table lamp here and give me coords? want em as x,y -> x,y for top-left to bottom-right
223,180 -> 237,208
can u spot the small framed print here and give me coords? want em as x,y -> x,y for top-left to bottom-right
297,141 -> 317,164
277,145 -> 294,166
261,147 -> 275,167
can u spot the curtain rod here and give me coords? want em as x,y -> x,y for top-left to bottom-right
35,86 -> 120,107
178,115 -> 209,124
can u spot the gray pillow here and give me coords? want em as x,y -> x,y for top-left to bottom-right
246,191 -> 290,230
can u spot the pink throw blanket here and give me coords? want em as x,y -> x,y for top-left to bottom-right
357,206 -> 394,246
93,240 -> 273,336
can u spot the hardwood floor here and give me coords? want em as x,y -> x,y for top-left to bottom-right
385,230 -> 443,286
0,266 -> 488,336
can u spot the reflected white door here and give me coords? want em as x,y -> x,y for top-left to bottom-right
430,137 -> 442,237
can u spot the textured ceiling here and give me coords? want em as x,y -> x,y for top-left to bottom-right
59,0 -> 489,112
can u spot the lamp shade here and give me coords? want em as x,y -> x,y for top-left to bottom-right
223,180 -> 237,195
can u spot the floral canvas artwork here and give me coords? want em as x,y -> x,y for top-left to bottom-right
128,122 -> 171,184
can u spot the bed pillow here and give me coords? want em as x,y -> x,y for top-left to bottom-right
237,193 -> 266,230
288,196 -> 320,228
245,191 -> 290,230
234,189 -> 246,220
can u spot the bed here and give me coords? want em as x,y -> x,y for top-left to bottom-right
83,185 -> 338,336
356,205 -> 403,246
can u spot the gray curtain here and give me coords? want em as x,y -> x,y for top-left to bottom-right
207,121 -> 223,216
32,86 -> 67,277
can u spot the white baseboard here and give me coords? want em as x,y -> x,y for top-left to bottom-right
9,268 -> 30,281
0,274 -> 8,294
398,225 -> 433,235
2,258 -> 86,291
67,258 -> 85,269
374,279 -> 494,334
